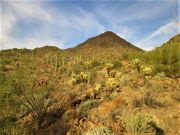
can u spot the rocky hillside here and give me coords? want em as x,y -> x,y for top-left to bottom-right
0,33 -> 179,135
77,31 -> 142,51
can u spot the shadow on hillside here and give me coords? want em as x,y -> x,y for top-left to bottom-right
149,122 -> 165,135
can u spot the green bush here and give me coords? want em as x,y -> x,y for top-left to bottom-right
117,111 -> 156,135
77,99 -> 97,115
86,126 -> 115,135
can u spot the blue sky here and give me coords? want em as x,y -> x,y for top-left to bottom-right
1,0 -> 179,50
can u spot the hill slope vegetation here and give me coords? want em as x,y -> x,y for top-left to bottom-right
0,32 -> 179,135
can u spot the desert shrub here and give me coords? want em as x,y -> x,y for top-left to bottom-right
100,80 -> 106,87
91,59 -> 100,67
132,91 -> 168,108
86,126 -> 115,135
77,99 -> 97,115
111,60 -> 122,68
119,75 -> 130,87
117,111 -> 156,135
21,90 -> 53,129
121,52 -> 129,60
154,72 -> 166,79
0,121 -> 27,135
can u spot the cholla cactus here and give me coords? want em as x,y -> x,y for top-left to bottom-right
132,59 -> 140,73
142,67 -> 153,76
105,63 -> 114,77
79,72 -> 89,83
109,70 -> 117,78
115,72 -> 122,80
106,63 -> 114,68
133,59 -> 140,65
68,73 -> 78,86
106,78 -> 119,90
68,72 -> 90,85
95,83 -> 102,92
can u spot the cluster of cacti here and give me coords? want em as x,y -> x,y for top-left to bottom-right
68,72 -> 90,86
106,78 -> 120,91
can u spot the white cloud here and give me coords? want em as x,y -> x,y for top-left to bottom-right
1,0 -> 179,50
1,1 -> 105,49
136,21 -> 179,50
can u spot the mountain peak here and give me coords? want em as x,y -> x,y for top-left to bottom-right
102,31 -> 117,35
77,31 -> 143,51
97,31 -> 120,39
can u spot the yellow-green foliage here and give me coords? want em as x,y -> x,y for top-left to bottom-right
106,78 -> 119,90
117,111 -> 156,135
84,61 -> 92,70
105,63 -> 114,77
95,83 -> 102,92
79,72 -> 90,83
77,99 -> 97,115
142,67 -> 153,76
109,70 -> 117,78
133,58 -> 140,65
106,63 -> 114,68
132,59 -> 141,72
68,72 -> 90,86
115,72 -> 122,80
